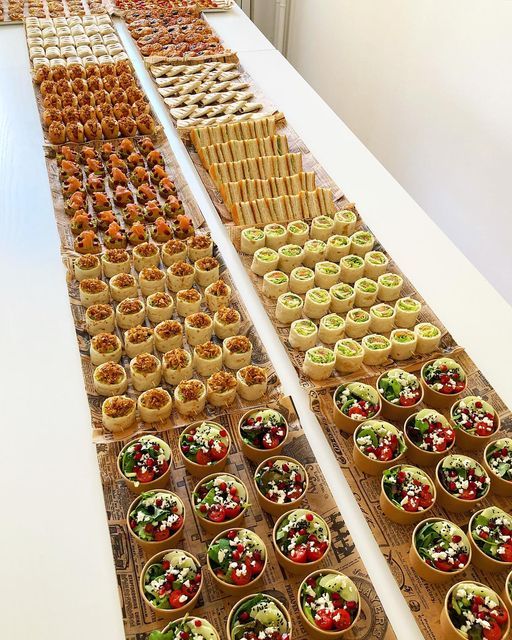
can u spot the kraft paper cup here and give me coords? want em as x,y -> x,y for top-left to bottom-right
502,572 -> 512,616
159,618 -> 220,640
192,472 -> 249,534
483,441 -> 512,497
139,549 -> 202,621
238,408 -> 289,463
332,386 -> 381,434
420,360 -> 466,411
297,569 -> 360,639
409,518 -> 471,584
117,436 -> 172,495
126,490 -> 185,555
450,401 -> 500,452
206,528 -> 268,596
468,509 -> 512,573
403,412 -> 455,467
226,593 -> 292,640
254,455 -> 309,517
376,373 -> 423,422
179,420 -> 231,479
434,459 -> 489,514
379,465 -> 436,525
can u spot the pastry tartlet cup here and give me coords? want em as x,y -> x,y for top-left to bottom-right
502,572 -> 512,615
226,593 -> 292,640
450,401 -> 500,452
380,465 -> 436,525
332,388 -> 381,434
117,436 -> 172,495
193,473 -> 249,534
420,360 -> 466,411
127,490 -> 185,555
440,582 -> 510,640
139,550 -> 202,621
273,510 -> 331,576
409,518 -> 471,583
377,373 -> 423,422
254,455 -> 309,517
207,528 -> 268,596
434,458 -> 489,513
179,421 -> 231,479
238,408 -> 289,464
468,508 -> 512,573
482,441 -> 512,497
297,570 -> 360,639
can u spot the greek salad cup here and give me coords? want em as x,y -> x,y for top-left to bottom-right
226,593 -> 292,640
118,435 -> 172,494
380,465 -> 436,525
238,407 -> 288,463
353,420 -> 407,475
207,528 -> 267,595
127,490 -> 185,554
254,456 -> 309,516
420,357 -> 467,410
450,396 -> 500,451
483,438 -> 512,497
148,616 -> 220,640
192,472 -> 249,534
440,582 -> 510,640
468,506 -> 512,572
179,421 -> 231,478
298,570 -> 360,639
404,408 -> 455,466
434,455 -> 490,513
409,518 -> 471,584
376,368 -> 423,421
140,549 -> 202,621
332,382 -> 381,434
503,573 -> 512,617
273,508 -> 331,576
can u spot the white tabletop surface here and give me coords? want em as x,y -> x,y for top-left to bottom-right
0,8 -> 510,640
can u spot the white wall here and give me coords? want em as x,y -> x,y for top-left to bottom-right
285,0 -> 512,303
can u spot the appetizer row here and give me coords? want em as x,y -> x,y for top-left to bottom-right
114,0 -> 233,12
34,60 -> 156,143
4,0 -> 105,22
58,138 -> 194,250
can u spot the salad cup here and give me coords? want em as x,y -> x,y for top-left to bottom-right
152,617 -> 220,640
139,549 -> 202,621
352,420 -> 407,476
178,420 -> 231,479
380,464 -> 436,525
226,593 -> 292,640
420,357 -> 466,411
403,409 -> 455,467
468,506 -> 512,573
238,407 -> 289,463
207,528 -> 268,596
450,396 -> 500,451
376,370 -> 423,422
254,455 -> 309,517
192,472 -> 249,534
409,518 -> 471,584
434,455 -> 490,513
297,569 -> 360,639
332,382 -> 381,434
483,438 -> 512,497
127,490 -> 185,555
117,435 -> 172,495
503,572 -> 512,616
273,508 -> 331,576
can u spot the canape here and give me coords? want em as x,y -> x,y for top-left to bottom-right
326,235 -> 351,262
350,230 -> 374,257
213,307 -> 241,340
369,303 -> 395,333
289,266 -> 315,294
137,388 -> 173,423
361,334 -> 391,365
193,473 -> 249,533
409,518 -> 471,583
334,209 -> 357,235
364,250 -> 389,279
421,357 -> 467,409
311,215 -> 335,242
344,308 -> 370,339
273,509 -> 331,575
377,368 -> 423,420
414,322 -> 442,354
377,273 -> 403,301
287,220 -> 310,246
139,267 -> 166,297
184,312 -> 213,346
192,341 -> 222,377
303,239 -> 327,269
149,618 -> 219,640
79,277 -> 109,307
380,464 -> 435,524
404,408 -> 455,466
333,339 -> 364,374
339,254 -> 364,283
223,335 -> 253,370
303,346 -> 335,380
254,456 -> 308,517
133,242 -> 160,271
394,297 -> 422,328
101,248 -> 130,277
333,382 -> 381,433
162,239 -> 187,267
320,314 -> 346,346
204,279 -> 232,312
118,434 -> 171,493
275,292 -> 304,324
440,582 -> 509,640
237,365 -> 268,401
353,420 -> 406,475
130,353 -> 162,391
226,594 -> 291,640
240,227 -> 265,254
289,319 -> 318,351
175,289 -> 201,317
435,455 -> 490,513
278,244 -> 304,274
451,396 -> 500,451
179,421 -> 230,478
116,297 -> 145,329
174,379 -> 207,416
85,303 -> 115,335
390,329 -> 417,361
74,254 -> 101,281
207,528 -> 267,595
102,395 -> 136,433
109,273 -> 138,302
93,361 -> 127,396
162,349 -> 193,385
264,223 -> 288,250
127,490 -> 185,554
194,257 -> 219,288
147,292 -> 174,323
304,288 -> 331,320
154,320 -> 183,353
298,570 -> 360,639
483,438 -> 512,496
207,371 -> 237,407
354,277 -> 378,308
187,234 -> 213,262
90,332 -> 122,365
238,407 -> 288,463
251,247 -> 279,276
140,550 -> 202,621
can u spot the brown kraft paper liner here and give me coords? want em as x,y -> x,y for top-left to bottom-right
309,350 -> 512,639
96,395 -> 398,639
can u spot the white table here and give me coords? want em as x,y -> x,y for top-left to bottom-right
0,8 -> 510,640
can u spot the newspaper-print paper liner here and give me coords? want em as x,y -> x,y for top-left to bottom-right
309,350 -> 512,639
96,395 -> 397,639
